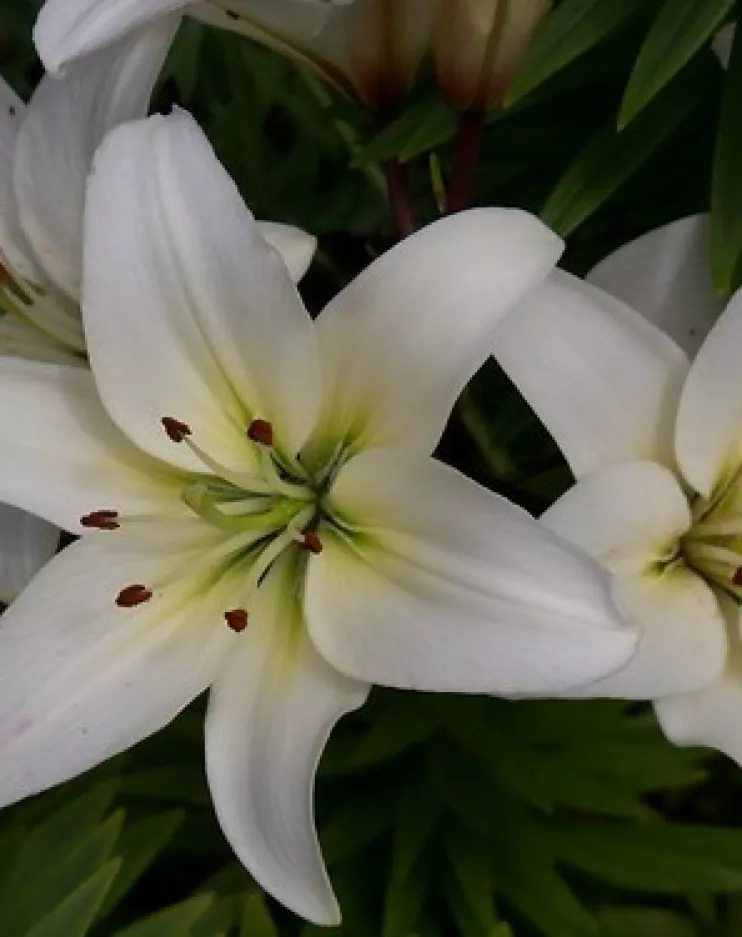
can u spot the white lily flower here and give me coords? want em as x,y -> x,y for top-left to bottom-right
0,110 -> 636,924
491,264 -> 742,764
34,0 -> 435,109
0,20 -> 315,606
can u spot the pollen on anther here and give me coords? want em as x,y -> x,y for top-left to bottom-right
225,608 -> 249,632
733,567 -> 742,587
116,584 -> 153,608
161,416 -> 192,442
247,419 -> 274,447
302,531 -> 323,555
81,510 -> 120,531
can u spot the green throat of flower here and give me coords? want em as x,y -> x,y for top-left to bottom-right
681,477 -> 742,600
81,416 -> 338,634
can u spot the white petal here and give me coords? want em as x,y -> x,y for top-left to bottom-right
306,449 -> 637,695
588,216 -> 720,355
0,522 -> 235,809
0,79 -> 47,286
0,506 -> 59,603
542,461 -> 692,577
83,111 -> 322,471
713,22 -> 736,69
15,19 -> 179,302
493,269 -> 689,478
655,595 -> 742,761
0,357 -> 186,532
206,557 -> 368,926
256,221 -> 317,282
305,209 -> 562,463
542,462 -> 727,697
33,0 -> 189,73
675,289 -> 742,497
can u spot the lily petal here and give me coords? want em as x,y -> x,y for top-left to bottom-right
588,216 -> 720,355
675,289 -> 742,497
34,0 -> 190,73
306,449 -> 637,695
206,556 -> 368,926
493,269 -> 689,478
306,208 -> 562,463
83,110 -> 322,471
542,462 -> 727,697
0,358 -> 186,532
15,19 -> 179,302
256,221 -> 317,282
655,596 -> 742,763
0,78 -> 43,285
0,506 -> 59,604
0,521 -> 234,809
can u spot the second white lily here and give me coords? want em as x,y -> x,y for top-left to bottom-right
492,257 -> 742,767
0,111 -> 636,924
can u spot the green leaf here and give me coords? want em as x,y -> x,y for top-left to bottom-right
353,98 -> 456,167
320,794 -> 393,866
240,891 -> 278,937
26,860 -> 121,937
382,865 -> 427,937
507,0 -> 649,104
444,826 -> 497,929
598,908 -> 698,937
550,823 -> 742,893
112,895 -> 215,937
390,781 -> 440,882
541,56 -> 714,236
97,810 -> 185,920
711,20 -> 742,297
618,0 -> 733,127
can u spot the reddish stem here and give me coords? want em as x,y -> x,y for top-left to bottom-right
385,158 -> 417,238
446,109 -> 485,213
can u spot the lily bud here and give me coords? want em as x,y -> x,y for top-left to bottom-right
435,0 -> 552,109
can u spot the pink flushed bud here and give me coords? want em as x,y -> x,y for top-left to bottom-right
344,0 -> 436,109
435,0 -> 552,110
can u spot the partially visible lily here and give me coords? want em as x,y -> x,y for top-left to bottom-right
0,18 -> 315,604
0,111 -> 637,924
34,0 -> 436,110
491,261 -> 742,767
435,0 -> 552,109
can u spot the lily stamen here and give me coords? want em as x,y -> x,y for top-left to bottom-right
224,608 -> 249,633
247,418 -> 274,447
81,509 -> 120,530
115,584 -> 153,608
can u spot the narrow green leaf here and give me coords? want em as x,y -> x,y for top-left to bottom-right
444,826 -> 497,929
507,0 -> 649,104
619,0 -> 733,127
382,865 -> 427,937
711,22 -> 742,297
97,810 -> 185,920
240,891 -> 279,937
541,57 -> 713,236
391,781 -> 440,882
26,860 -> 121,937
550,823 -> 742,893
112,895 -> 214,937
320,794 -> 393,866
598,908 -> 697,937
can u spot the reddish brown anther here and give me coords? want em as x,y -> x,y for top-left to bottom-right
81,510 -> 120,531
225,608 -> 249,633
302,531 -> 323,555
734,568 -> 742,586
116,584 -> 153,608
247,419 -> 274,447
161,417 -> 192,442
